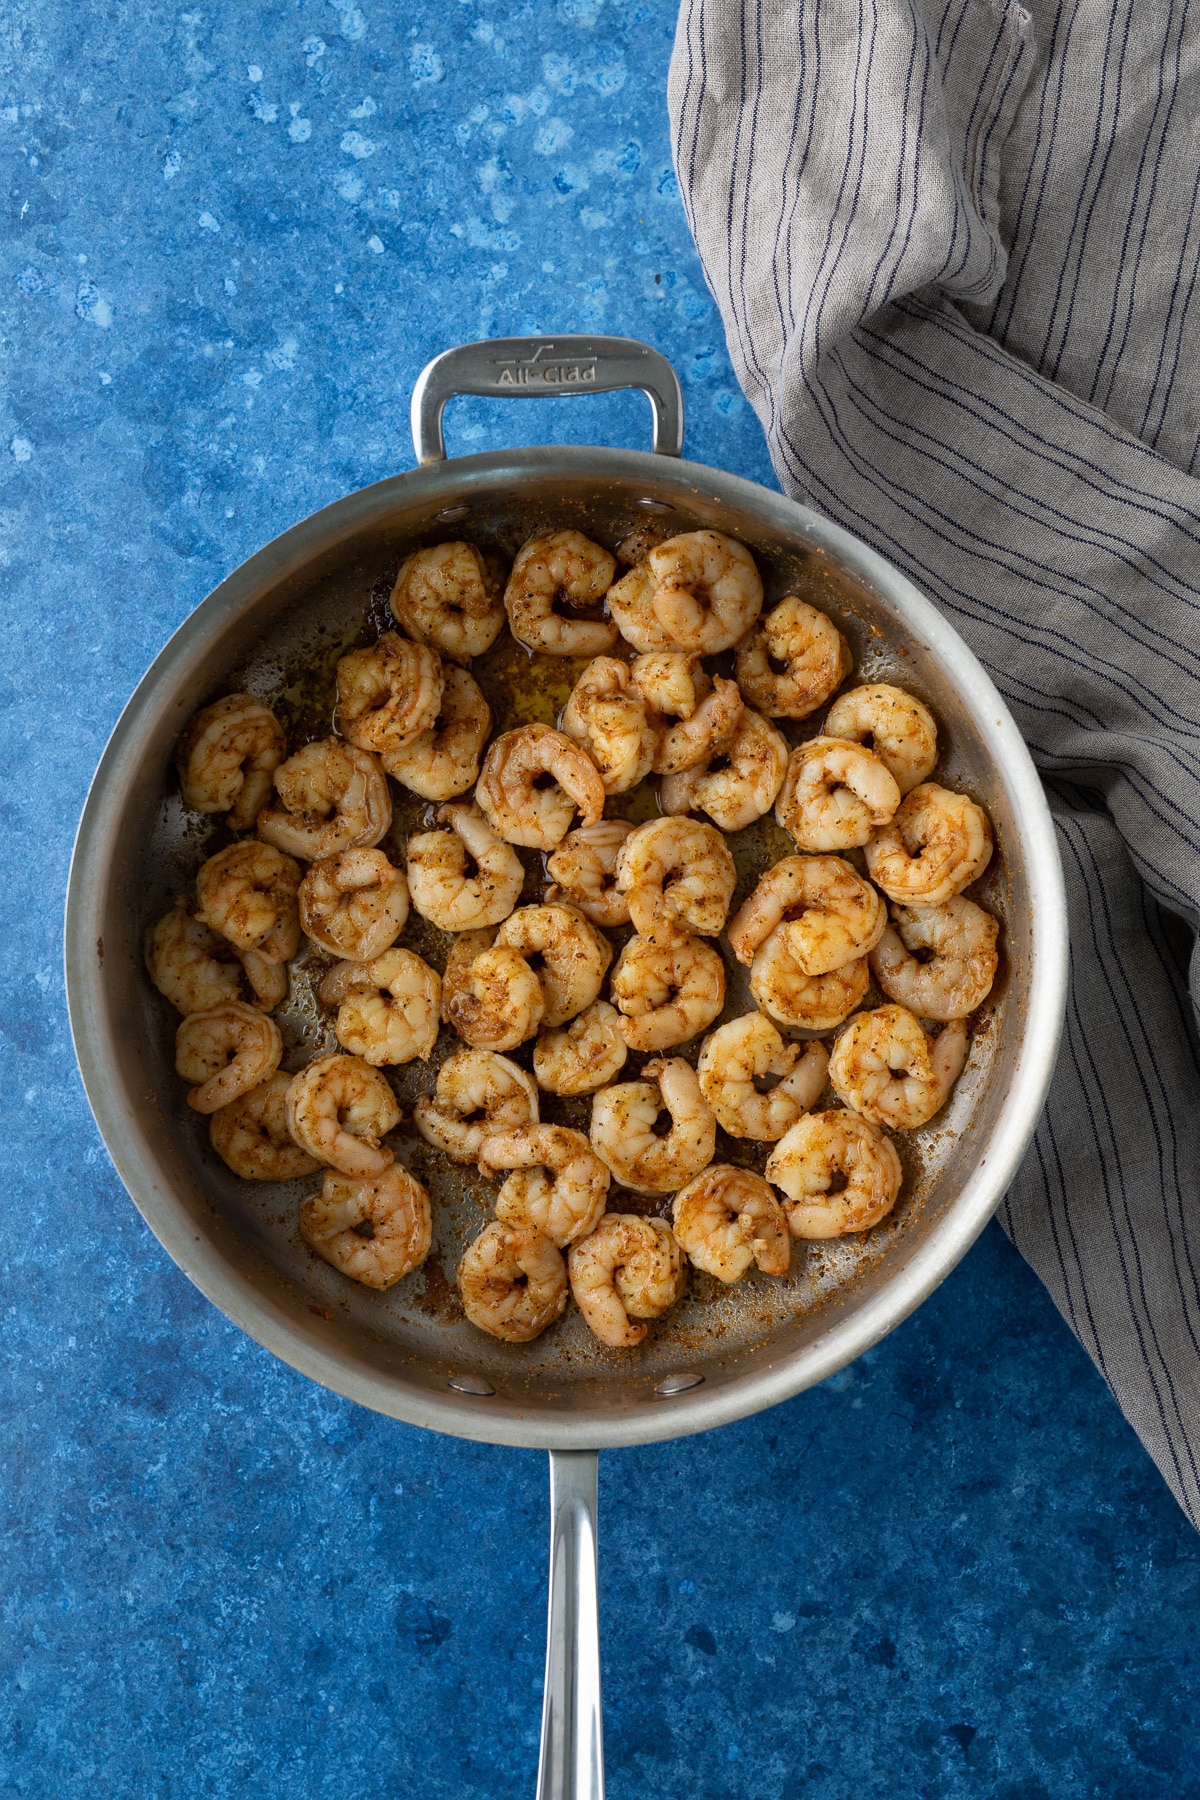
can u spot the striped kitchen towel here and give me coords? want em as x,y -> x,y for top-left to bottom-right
669,0 -> 1200,1523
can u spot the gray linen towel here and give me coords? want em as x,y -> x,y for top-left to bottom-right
669,0 -> 1200,1523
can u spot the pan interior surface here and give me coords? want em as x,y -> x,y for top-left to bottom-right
67,448 -> 1063,1449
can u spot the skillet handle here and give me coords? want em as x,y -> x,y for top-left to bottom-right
411,336 -> 684,464
536,1449 -> 605,1800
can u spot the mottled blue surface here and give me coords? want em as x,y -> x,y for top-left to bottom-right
2,2 -> 1199,1795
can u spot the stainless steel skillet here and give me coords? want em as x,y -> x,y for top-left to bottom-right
65,336 -> 1068,1800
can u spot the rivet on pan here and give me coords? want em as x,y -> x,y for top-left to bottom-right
436,504 -> 470,523
654,1372 -> 705,1397
448,1372 -> 495,1397
636,497 -> 674,513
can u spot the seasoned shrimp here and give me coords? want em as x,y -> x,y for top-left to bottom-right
257,739 -> 391,861
383,665 -> 492,801
672,1166 -> 790,1281
828,1004 -> 968,1129
175,1000 -> 283,1114
504,530 -> 618,657
766,1109 -> 903,1237
481,1124 -> 610,1248
495,903 -> 612,1028
560,657 -> 657,794
750,927 -> 869,1031
413,1049 -> 539,1164
735,597 -> 852,720
606,562 -> 671,654
863,782 -> 994,905
610,934 -> 726,1051
476,723 -> 605,851
299,847 -> 409,961
146,897 -> 243,1015
407,803 -> 524,932
589,1058 -> 716,1193
300,1164 -> 431,1289
533,1000 -> 628,1096
727,855 -> 886,974
335,631 -> 444,759
660,709 -> 789,832
195,841 -> 301,963
326,948 -> 441,1066
824,683 -> 937,794
651,674 -> 744,775
285,1053 -> 401,1177
776,737 -> 901,851
646,529 -> 764,654
459,1220 -> 568,1343
614,816 -> 736,944
567,1215 -> 687,1348
441,930 -> 546,1052
697,1014 -> 829,1140
870,897 -> 999,1020
545,819 -> 633,929
390,540 -> 505,663
175,694 -> 286,830
209,1072 -> 320,1181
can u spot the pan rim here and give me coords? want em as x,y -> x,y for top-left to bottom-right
64,444 -> 1068,1449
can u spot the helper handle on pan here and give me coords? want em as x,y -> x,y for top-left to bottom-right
411,336 -> 684,464
536,1449 -> 605,1800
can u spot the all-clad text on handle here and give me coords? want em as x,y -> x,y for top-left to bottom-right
410,336 -> 684,463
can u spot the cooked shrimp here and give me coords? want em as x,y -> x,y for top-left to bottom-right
175,694 -> 286,830
545,819 -> 633,929
727,855 -> 886,975
734,597 -> 852,719
209,1072 -> 320,1181
238,948 -> 289,1011
328,948 -> 441,1067
672,1166 -> 790,1281
413,1048 -> 539,1164
257,739 -> 391,861
300,1164 -> 431,1289
646,529 -> 764,654
459,1221 -> 568,1343
504,530 -> 618,657
406,803 -> 524,932
146,896 -> 243,1015
481,1125 -> 610,1248
391,540 -> 506,663
863,782 -> 994,904
828,1004 -> 968,1129
195,841 -> 301,964
697,1014 -> 829,1140
766,1109 -> 903,1237
824,683 -> 937,794
533,1000 -> 628,1096
629,650 -> 704,718
335,632 -> 444,760
441,930 -> 546,1051
606,562 -> 671,654
475,723 -> 605,851
567,1215 -> 687,1348
589,1057 -> 716,1194
383,665 -> 492,801
610,934 -> 726,1051
776,737 -> 901,851
870,897 -> 999,1020
660,708 -> 789,832
495,903 -> 612,1028
652,674 -> 744,775
175,1000 -> 283,1114
749,927 -> 869,1031
560,657 -> 657,794
299,847 -> 409,961
285,1052 -> 401,1176
614,816 -> 736,944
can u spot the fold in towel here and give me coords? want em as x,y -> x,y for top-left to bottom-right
669,0 -> 1200,1524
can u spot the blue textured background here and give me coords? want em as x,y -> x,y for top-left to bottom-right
4,3 -> 1200,1795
